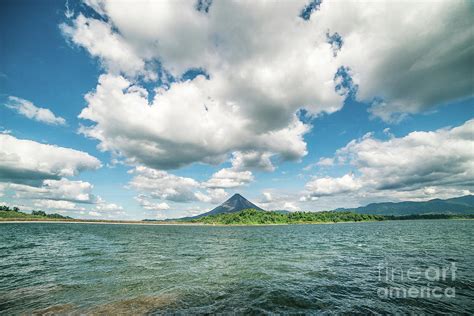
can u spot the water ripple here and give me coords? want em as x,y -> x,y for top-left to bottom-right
0,220 -> 473,314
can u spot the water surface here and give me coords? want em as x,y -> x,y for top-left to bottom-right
0,220 -> 473,314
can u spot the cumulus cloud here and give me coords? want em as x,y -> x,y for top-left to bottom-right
135,195 -> 170,211
231,151 -> 275,172
194,188 -> 229,204
202,152 -> 259,189
60,14 -> 154,79
63,0 -> 472,161
128,165 -> 237,210
316,157 -> 335,167
0,134 -> 101,186
315,0 -> 473,121
33,199 -> 83,211
62,0 -> 355,170
129,166 -> 201,202
78,74 -> 309,170
0,135 -> 124,216
336,119 -> 474,191
204,168 -> 254,189
94,202 -> 124,212
303,157 -> 334,171
5,96 -> 66,126
3,179 -> 124,216
303,120 -> 474,200
304,173 -> 362,198
8,178 -> 98,204
258,190 -> 301,212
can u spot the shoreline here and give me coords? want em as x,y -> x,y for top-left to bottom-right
0,219 -> 379,226
0,218 -> 470,226
0,219 -> 205,226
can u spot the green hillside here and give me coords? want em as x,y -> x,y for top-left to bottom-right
191,209 -> 384,225
337,195 -> 474,216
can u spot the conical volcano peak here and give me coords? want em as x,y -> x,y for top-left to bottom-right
192,193 -> 264,218
228,193 -> 244,201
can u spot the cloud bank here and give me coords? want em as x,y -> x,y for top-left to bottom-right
0,134 -> 100,185
303,119 -> 474,201
0,134 -> 123,216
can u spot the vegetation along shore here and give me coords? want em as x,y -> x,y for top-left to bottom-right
1,206 -> 472,226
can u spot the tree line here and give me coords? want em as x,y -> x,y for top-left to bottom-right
192,209 -> 385,225
0,206 -> 71,219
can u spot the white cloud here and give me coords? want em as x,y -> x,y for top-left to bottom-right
63,0 -> 356,170
263,192 -> 273,202
303,120 -> 474,201
282,202 -> 300,212
0,135 -> 125,217
304,157 -> 335,171
231,151 -> 275,172
135,195 -> 170,211
94,202 -> 123,212
304,173 -> 362,198
317,157 -> 335,167
60,14 -> 153,79
33,199 -> 83,211
3,179 -> 124,216
65,0 -> 472,154
8,178 -> 98,204
0,134 -> 101,185
129,166 -> 201,202
85,0 -> 210,76
78,74 -> 310,170
194,188 -> 229,204
128,165 -> 237,211
204,168 -> 254,189
336,119 -> 474,191
5,96 -> 66,126
258,190 -> 301,212
315,0 -> 473,121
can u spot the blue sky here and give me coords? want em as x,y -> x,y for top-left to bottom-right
1,0 -> 472,219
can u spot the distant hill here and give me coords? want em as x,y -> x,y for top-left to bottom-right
187,193 -> 264,219
335,195 -> 474,216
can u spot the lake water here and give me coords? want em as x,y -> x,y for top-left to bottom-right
0,220 -> 473,314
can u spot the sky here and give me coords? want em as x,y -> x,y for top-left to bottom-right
0,0 -> 473,220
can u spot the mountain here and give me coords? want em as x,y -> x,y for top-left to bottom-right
190,193 -> 264,219
335,195 -> 474,216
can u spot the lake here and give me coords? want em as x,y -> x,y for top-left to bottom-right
0,220 -> 473,314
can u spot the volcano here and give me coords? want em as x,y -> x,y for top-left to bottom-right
192,193 -> 264,218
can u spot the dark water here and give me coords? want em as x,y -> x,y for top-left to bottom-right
0,220 -> 473,314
